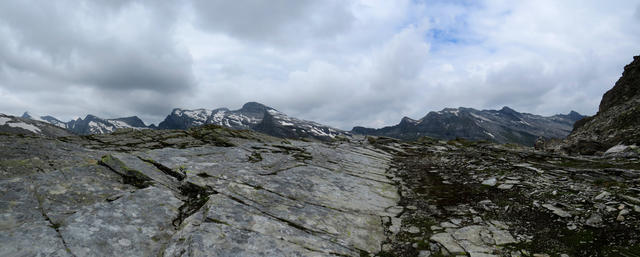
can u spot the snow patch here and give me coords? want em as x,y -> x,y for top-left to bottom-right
484,131 -> 495,138
0,117 -> 11,125
7,122 -> 41,133
605,144 -> 629,154
470,113 -> 492,122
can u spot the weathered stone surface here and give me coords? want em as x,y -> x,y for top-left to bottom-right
1,127 -> 400,256
60,186 -> 182,257
430,233 -> 466,254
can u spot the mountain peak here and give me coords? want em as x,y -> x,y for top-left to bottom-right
240,102 -> 273,113
400,116 -> 418,124
499,106 -> 516,113
21,112 -> 33,119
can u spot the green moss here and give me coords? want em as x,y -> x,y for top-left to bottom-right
248,151 -> 263,163
204,217 -> 230,226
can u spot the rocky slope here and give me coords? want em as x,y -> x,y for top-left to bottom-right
1,124 -> 639,256
1,126 -> 399,256
158,102 -> 346,141
563,56 -> 640,155
373,137 -> 640,257
353,107 -> 583,146
0,114 -> 73,137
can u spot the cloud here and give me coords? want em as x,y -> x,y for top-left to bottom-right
190,0 -> 355,46
0,0 -> 195,121
0,0 -> 639,129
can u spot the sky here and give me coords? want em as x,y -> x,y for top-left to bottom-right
0,0 -> 639,130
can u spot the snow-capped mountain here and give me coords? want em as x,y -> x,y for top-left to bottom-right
21,112 -> 69,129
352,107 -> 585,146
66,115 -> 149,135
1,114 -> 73,137
158,102 -> 268,130
158,102 -> 346,140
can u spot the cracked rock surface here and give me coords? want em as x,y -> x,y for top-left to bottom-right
3,125 -> 640,256
0,127 -> 400,256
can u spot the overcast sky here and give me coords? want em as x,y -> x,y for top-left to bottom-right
1,0 -> 639,129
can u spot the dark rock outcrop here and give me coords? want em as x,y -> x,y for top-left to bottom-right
563,55 -> 640,154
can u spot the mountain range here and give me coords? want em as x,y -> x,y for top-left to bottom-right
352,107 -> 584,146
12,103 -> 584,146
15,102 -> 344,141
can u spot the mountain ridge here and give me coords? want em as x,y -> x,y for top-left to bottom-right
352,106 -> 584,146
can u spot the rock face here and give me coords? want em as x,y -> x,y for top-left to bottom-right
352,107 -> 583,146
159,102 -> 346,141
0,126 -> 399,256
563,55 -> 640,155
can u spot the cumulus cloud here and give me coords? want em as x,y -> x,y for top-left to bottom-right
0,0 -> 639,129
0,0 -> 194,120
190,0 -> 354,46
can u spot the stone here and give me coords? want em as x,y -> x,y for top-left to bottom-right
621,195 -> 640,205
482,178 -> 498,186
441,221 -> 459,228
542,204 -> 572,218
418,250 -> 432,257
430,233 -> 466,254
594,191 -> 611,200
498,184 -> 514,190
617,209 -> 630,222
406,226 -> 421,234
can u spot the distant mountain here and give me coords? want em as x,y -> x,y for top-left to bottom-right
67,115 -> 149,135
352,107 -> 584,146
21,112 -> 150,135
18,102 -> 345,140
563,55 -> 640,154
158,102 -> 345,140
21,112 -> 69,129
0,114 -> 73,137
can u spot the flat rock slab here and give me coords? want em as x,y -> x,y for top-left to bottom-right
60,186 -> 182,257
1,134 -> 400,256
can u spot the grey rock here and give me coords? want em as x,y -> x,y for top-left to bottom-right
482,178 -> 498,186
430,233 -> 466,254
60,187 -> 182,257
542,204 -> 572,218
